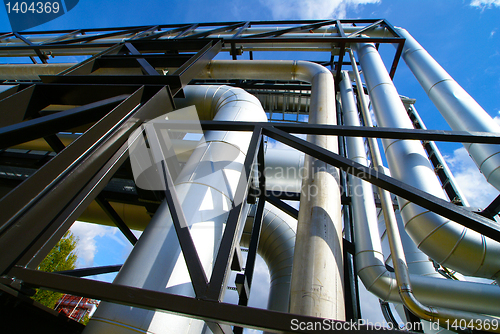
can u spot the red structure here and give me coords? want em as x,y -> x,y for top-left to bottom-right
55,294 -> 99,322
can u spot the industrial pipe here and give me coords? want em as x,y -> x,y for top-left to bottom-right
241,202 -> 296,314
197,60 -> 344,320
339,70 -> 500,320
84,85 -> 267,334
355,42 -> 500,280
395,28 -> 500,192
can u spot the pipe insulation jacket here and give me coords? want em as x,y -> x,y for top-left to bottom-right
84,85 -> 267,334
198,60 -> 345,320
339,70 -> 500,317
241,203 -> 296,314
354,42 -> 500,280
395,28 -> 500,192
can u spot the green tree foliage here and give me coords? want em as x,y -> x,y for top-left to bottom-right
31,231 -> 78,309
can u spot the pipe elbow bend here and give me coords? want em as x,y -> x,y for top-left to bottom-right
357,265 -> 398,302
294,61 -> 332,82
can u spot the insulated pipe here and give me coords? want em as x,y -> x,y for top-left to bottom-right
197,60 -> 344,320
348,52 -> 442,280
241,203 -> 296,313
339,70 -> 500,318
354,42 -> 500,280
395,28 -> 500,192
84,85 -> 267,334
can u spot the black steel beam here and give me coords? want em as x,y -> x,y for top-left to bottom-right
9,267 -> 410,334
128,25 -> 160,41
95,195 -> 138,245
0,86 -> 174,275
207,126 -> 262,301
58,43 -> 123,75
124,42 -> 160,76
43,134 -> 66,153
480,193 -> 500,219
383,19 -> 406,80
266,193 -> 299,219
156,120 -> 500,144
173,40 -> 222,87
159,159 -> 209,296
39,74 -> 183,88
183,22 -> 246,39
346,20 -> 385,38
49,27 -> 145,45
174,24 -> 199,39
335,20 -> 347,86
42,29 -> 82,44
242,20 -> 335,39
0,85 -> 38,127
263,127 -> 500,243
238,139 -> 266,305
18,138 -> 134,269
336,42 -> 346,86
137,25 -> 193,41
13,32 -> 48,64
97,53 -> 193,68
0,95 -> 128,149
55,264 -> 122,277
232,22 -> 250,39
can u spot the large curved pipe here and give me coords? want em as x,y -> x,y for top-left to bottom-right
198,60 -> 344,320
241,203 -> 296,313
339,70 -> 500,318
355,42 -> 500,280
395,28 -> 500,192
84,85 -> 267,334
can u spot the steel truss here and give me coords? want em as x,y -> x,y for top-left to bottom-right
0,19 -> 499,334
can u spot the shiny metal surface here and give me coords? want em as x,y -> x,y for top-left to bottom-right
355,42 -> 500,280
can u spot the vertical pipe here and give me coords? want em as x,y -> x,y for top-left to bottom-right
395,27 -> 500,192
340,70 -> 500,332
198,60 -> 345,320
289,66 -> 344,320
354,42 -> 500,280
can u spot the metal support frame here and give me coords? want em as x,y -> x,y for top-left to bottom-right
8,266 -> 410,334
13,31 -> 48,64
337,102 -> 361,322
3,118 -> 497,332
1,19 -> 499,334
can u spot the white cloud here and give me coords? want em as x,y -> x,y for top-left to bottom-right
259,0 -> 381,20
470,0 -> 500,8
266,134 -> 307,150
445,147 -> 499,208
70,221 -> 119,267
493,111 -> 500,125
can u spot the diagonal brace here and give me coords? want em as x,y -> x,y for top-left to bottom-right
264,126 -> 500,243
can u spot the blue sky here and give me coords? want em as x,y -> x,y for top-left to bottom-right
2,0 -> 499,330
